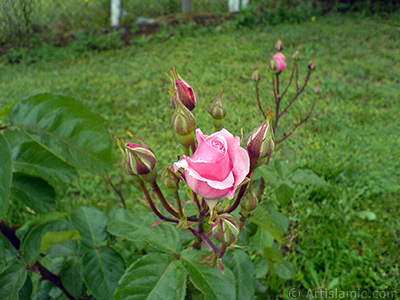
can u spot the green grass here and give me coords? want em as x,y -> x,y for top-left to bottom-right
1,13 -> 399,298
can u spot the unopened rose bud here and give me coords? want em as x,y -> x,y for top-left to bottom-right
175,77 -> 197,111
208,89 -> 227,131
313,85 -> 321,95
308,60 -> 316,71
212,214 -> 240,244
240,187 -> 258,215
246,114 -> 275,170
161,166 -> 180,192
272,53 -> 287,74
275,40 -> 283,52
269,59 -> 278,72
251,70 -> 261,83
292,50 -> 300,62
167,67 -> 197,111
121,137 -> 157,182
171,99 -> 196,147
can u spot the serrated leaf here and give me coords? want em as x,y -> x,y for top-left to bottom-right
5,130 -> 78,190
114,253 -> 186,300
223,250 -> 256,300
10,94 -> 113,175
181,249 -> 235,300
39,229 -> 81,254
10,172 -> 56,214
71,206 -> 108,248
108,208 -> 181,254
250,220 -> 284,245
291,169 -> 325,187
60,256 -> 84,299
18,219 -> 75,265
0,263 -> 27,300
82,246 -> 125,300
276,262 -> 294,280
0,134 -> 12,219
275,183 -> 294,206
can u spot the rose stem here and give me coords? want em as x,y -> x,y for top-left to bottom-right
150,182 -> 200,222
150,182 -> 180,218
140,183 -> 179,223
273,74 -> 281,134
193,191 -> 202,212
183,145 -> 191,156
198,218 -> 220,255
255,84 -> 267,119
279,71 -> 311,119
173,190 -> 184,217
106,175 -> 126,209
281,64 -> 296,99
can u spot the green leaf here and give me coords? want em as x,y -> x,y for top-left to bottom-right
10,172 -> 56,214
18,275 -> 32,300
82,246 -> 125,300
39,229 -> 81,254
274,160 -> 292,179
0,263 -> 27,300
114,253 -> 186,300
108,208 -> 181,254
0,134 -> 12,219
10,94 -> 113,175
18,219 -> 76,265
276,262 -> 294,280
0,100 -> 19,117
60,256 -> 84,299
263,247 -> 283,264
223,250 -> 256,300
275,183 -> 294,206
70,206 -> 108,248
181,249 -> 235,300
250,227 -> 274,249
291,169 -> 325,187
5,130 -> 78,190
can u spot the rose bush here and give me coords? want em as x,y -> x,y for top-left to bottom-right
174,128 -> 249,199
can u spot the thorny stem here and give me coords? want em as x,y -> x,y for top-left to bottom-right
0,221 -> 77,300
0,126 -> 9,131
255,84 -> 267,119
107,176 -> 126,209
296,63 -> 299,92
140,183 -> 179,223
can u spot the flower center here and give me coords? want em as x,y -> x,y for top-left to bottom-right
212,140 -> 225,151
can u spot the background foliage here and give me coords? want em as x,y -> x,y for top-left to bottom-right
0,8 -> 399,300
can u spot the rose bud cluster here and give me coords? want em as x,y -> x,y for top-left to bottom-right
208,89 -> 227,132
120,137 -> 157,183
246,115 -> 275,170
212,214 -> 240,245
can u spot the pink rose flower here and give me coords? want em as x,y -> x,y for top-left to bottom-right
174,129 -> 250,199
273,53 -> 287,73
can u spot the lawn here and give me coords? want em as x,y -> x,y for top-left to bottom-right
1,13 -> 399,298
